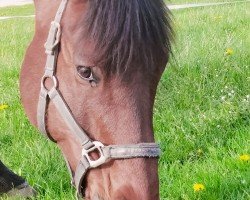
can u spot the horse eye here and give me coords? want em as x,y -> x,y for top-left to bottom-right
77,66 -> 93,80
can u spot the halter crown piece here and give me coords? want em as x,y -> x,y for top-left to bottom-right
37,0 -> 160,197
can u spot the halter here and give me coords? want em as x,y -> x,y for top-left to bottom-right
37,0 -> 160,197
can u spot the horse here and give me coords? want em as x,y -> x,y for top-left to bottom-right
20,0 -> 173,199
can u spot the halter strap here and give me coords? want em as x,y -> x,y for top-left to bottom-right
37,0 -> 161,197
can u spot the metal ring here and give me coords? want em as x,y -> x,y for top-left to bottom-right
41,75 -> 58,91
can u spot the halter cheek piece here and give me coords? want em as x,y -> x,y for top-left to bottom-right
37,0 -> 160,197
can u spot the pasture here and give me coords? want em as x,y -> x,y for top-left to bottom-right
0,1 -> 249,200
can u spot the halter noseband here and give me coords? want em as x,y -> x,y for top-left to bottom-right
37,0 -> 160,197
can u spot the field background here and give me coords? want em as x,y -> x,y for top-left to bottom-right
0,1 -> 249,200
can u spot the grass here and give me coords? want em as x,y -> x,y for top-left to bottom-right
0,1 -> 248,17
0,5 -> 34,17
166,0 -> 249,4
0,1 -> 250,200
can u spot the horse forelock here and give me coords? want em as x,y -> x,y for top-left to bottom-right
80,0 -> 174,75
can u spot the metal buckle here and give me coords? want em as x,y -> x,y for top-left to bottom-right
50,21 -> 61,47
44,21 -> 61,55
82,141 -> 107,168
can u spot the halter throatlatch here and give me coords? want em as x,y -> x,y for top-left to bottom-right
37,0 -> 160,197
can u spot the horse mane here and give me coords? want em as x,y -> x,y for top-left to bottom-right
83,0 -> 173,75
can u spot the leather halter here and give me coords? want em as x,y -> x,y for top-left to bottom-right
37,0 -> 160,197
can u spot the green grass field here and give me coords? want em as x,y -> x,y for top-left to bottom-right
0,5 -> 33,17
0,1 -> 248,16
167,0 -> 248,4
0,1 -> 249,200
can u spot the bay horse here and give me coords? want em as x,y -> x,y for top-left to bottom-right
20,0 -> 173,199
